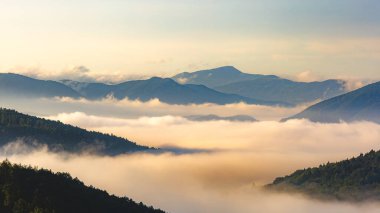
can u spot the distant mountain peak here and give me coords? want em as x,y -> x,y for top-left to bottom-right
147,76 -> 173,82
206,66 -> 242,73
172,66 -> 265,87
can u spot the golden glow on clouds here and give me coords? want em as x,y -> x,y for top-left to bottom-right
2,118 -> 380,213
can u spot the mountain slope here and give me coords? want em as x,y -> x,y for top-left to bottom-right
267,150 -> 380,201
215,78 -> 345,105
285,82 -> 380,123
172,66 -> 278,88
62,77 -> 285,106
172,66 -> 345,105
0,73 -> 81,98
0,160 -> 165,213
0,108 -> 152,155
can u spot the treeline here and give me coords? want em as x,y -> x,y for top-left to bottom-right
0,108 -> 153,155
0,160 -> 165,213
268,150 -> 380,201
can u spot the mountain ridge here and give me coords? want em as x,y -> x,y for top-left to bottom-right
284,81 -> 380,123
267,149 -> 380,201
62,77 -> 287,106
0,73 -> 81,98
0,108 -> 154,155
172,66 -> 346,105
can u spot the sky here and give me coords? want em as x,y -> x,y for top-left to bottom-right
0,0 -> 379,79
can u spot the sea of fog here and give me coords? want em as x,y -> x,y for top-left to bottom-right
1,97 -> 380,212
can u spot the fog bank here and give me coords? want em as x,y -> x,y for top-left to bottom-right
2,148 -> 380,213
1,117 -> 380,212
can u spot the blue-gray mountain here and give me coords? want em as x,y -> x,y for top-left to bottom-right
0,73 -> 81,98
172,66 -> 346,105
284,82 -> 380,123
172,66 -> 278,88
0,73 -> 284,105
62,77 -> 285,106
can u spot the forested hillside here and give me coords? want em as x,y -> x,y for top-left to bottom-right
268,150 -> 380,201
0,108 -> 153,155
0,160 -> 165,213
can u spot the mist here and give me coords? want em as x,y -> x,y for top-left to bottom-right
2,142 -> 380,213
0,95 -> 307,121
2,113 -> 380,212
2,96 -> 380,212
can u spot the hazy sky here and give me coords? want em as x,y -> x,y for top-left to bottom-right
0,0 -> 379,79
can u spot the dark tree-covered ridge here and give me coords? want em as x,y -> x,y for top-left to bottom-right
0,108 -> 155,155
267,150 -> 380,201
0,160 -> 165,213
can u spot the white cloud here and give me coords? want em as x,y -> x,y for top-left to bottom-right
51,96 -> 307,121
46,112 -> 187,128
1,105 -> 380,212
4,66 -> 149,84
294,70 -> 322,82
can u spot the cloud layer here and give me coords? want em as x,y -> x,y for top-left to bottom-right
2,98 -> 380,212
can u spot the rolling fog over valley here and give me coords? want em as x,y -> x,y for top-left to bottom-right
1,95 -> 380,212
1,1 -> 380,212
0,67 -> 379,213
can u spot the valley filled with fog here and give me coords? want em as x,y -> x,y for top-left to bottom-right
1,1 -> 379,212
1,96 -> 380,213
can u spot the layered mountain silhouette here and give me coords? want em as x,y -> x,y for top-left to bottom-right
1,67 -> 347,106
0,108 -> 153,155
172,66 -> 346,105
62,77 -> 284,106
267,150 -> 380,201
0,160 -> 165,213
0,72 -> 284,106
0,73 -> 81,98
284,82 -> 380,123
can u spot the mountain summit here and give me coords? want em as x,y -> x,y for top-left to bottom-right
172,66 -> 276,88
172,66 -> 345,105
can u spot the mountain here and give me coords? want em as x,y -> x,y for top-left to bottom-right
0,160 -> 165,213
284,82 -> 380,123
172,66 -> 346,105
267,150 -> 380,201
215,78 -> 345,105
62,77 -> 285,106
185,114 -> 257,122
0,73 -> 81,98
172,66 -> 278,88
0,108 -> 153,155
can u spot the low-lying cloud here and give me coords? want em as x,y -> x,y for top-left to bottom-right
2,132 -> 380,213
5,66 -> 150,84
46,112 -> 380,153
2,98 -> 380,212
0,96 -> 307,121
